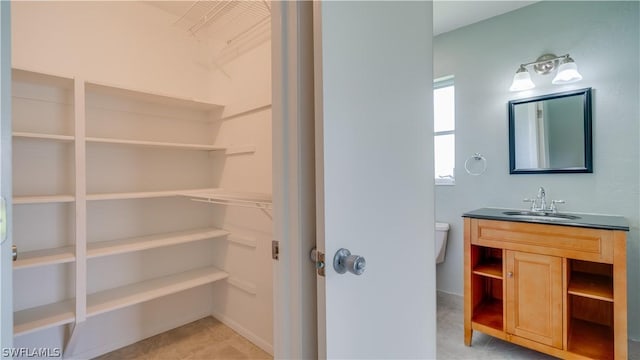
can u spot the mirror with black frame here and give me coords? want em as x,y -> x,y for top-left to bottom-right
508,88 -> 593,174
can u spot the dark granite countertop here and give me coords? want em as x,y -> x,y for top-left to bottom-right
463,207 -> 629,231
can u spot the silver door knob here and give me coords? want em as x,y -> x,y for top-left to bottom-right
12,245 -> 17,261
333,248 -> 366,275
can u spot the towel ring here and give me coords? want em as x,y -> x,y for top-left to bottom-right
465,153 -> 487,176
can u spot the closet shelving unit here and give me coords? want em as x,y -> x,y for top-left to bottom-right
12,68 -> 77,337
11,68 -> 270,344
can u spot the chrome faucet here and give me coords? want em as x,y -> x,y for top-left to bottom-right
524,187 -> 565,213
536,187 -> 547,212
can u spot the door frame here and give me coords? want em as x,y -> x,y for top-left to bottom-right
271,1 -> 317,358
0,0 -> 13,352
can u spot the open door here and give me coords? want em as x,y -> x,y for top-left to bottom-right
0,0 -> 13,353
313,2 -> 436,358
272,1 -> 435,358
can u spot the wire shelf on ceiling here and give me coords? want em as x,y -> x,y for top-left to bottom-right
174,1 -> 271,67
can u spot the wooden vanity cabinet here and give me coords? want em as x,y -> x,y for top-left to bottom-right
464,217 -> 627,360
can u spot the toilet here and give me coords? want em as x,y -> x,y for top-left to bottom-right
435,222 -> 450,264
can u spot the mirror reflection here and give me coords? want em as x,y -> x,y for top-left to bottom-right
508,88 -> 592,174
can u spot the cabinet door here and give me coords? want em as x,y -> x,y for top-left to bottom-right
506,251 -> 563,348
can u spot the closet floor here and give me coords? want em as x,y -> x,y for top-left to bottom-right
94,317 -> 271,360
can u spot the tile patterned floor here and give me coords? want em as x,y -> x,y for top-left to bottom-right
96,294 -> 640,359
437,291 -> 640,359
93,317 -> 271,360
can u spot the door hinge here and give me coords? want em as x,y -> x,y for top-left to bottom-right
272,240 -> 279,260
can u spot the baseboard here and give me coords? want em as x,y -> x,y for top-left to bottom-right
210,310 -> 274,356
71,311 -> 211,359
437,289 -> 463,297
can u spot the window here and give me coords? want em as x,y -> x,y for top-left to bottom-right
434,77 -> 455,185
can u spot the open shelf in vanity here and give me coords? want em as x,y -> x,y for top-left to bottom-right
567,260 -> 615,359
469,246 -> 504,334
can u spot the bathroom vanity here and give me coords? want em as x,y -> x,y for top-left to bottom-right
463,208 -> 628,359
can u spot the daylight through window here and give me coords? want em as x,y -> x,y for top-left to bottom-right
434,77 -> 455,185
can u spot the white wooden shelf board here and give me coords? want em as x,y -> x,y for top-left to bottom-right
86,137 -> 225,151
13,68 -> 74,88
14,195 -> 75,205
87,188 -> 214,201
85,81 -> 224,112
13,132 -> 75,142
13,246 -> 75,270
14,300 -> 75,336
86,266 -> 228,317
88,228 -> 229,259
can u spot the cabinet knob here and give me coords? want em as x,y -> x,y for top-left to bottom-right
507,271 -> 513,278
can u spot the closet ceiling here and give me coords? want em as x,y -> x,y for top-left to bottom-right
147,1 -> 271,66
147,1 -> 269,39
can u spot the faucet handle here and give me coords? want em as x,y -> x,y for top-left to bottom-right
523,198 -> 536,210
550,200 -> 566,213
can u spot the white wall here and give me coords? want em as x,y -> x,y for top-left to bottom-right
207,41 -> 274,353
12,1 -> 213,103
433,1 -> 640,339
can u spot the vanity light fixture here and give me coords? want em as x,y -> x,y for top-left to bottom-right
509,53 -> 583,91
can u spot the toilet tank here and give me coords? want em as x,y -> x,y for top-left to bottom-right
435,222 -> 450,264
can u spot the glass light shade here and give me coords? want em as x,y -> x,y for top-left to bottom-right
552,61 -> 583,84
510,69 -> 535,91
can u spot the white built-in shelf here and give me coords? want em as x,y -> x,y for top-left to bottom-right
88,228 -> 229,259
87,266 -> 228,317
13,68 -> 74,89
14,300 -> 75,336
13,132 -> 75,142
86,136 -> 225,151
181,189 -> 272,208
13,246 -> 75,270
14,195 -> 75,205
86,188 -> 213,201
86,82 -> 224,113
